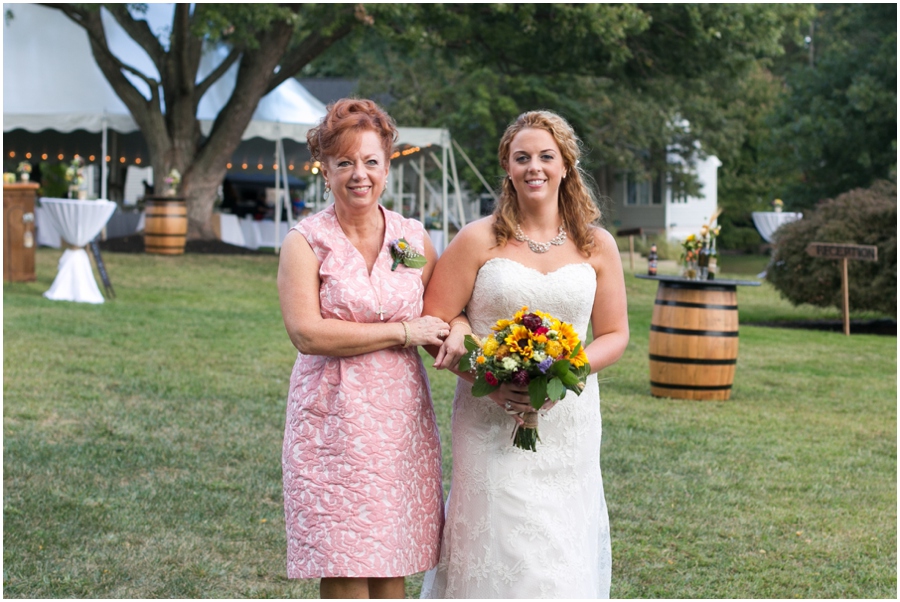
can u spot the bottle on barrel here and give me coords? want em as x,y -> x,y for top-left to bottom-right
707,236 -> 718,280
647,244 -> 658,276
698,237 -> 710,280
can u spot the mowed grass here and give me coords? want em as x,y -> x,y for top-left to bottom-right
3,248 -> 896,598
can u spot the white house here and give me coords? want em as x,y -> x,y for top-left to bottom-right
606,152 -> 722,241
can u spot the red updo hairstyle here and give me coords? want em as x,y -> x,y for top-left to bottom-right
306,98 -> 398,165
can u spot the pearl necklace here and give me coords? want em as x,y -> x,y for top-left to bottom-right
514,224 -> 567,253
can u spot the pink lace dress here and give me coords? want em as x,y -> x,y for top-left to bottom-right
281,205 -> 444,579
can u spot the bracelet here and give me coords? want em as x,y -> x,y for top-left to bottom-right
449,317 -> 470,331
401,321 -> 412,348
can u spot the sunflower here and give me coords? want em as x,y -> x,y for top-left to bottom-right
504,325 -> 535,360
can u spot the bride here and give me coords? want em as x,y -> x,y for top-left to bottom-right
421,110 -> 629,598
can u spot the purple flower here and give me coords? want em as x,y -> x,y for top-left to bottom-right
538,357 -> 554,374
512,370 -> 530,387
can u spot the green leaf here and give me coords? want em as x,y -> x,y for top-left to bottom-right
528,375 -> 548,409
559,369 -> 580,388
458,354 -> 472,372
402,254 -> 427,269
546,377 -> 566,401
549,359 -> 571,378
463,334 -> 480,352
471,377 -> 498,398
569,341 -> 583,358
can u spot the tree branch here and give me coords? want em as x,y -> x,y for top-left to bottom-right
194,47 -> 242,102
104,3 -> 166,72
41,4 -> 160,111
267,5 -> 363,92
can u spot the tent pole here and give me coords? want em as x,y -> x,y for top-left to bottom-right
274,138 -> 282,254
398,163 -> 404,216
419,155 -> 426,223
447,136 -> 466,227
452,138 -> 497,201
101,117 -> 108,200
441,143 -> 449,247
280,137 -> 292,225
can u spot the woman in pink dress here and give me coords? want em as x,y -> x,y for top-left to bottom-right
278,98 -> 453,599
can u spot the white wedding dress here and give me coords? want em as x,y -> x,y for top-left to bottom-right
421,257 -> 611,599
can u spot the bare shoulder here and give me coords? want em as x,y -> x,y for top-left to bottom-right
444,215 -> 497,258
588,225 -> 621,269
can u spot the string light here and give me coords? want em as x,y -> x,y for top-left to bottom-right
257,163 -> 263,170
88,155 -> 95,162
242,163 -> 248,170
8,151 -> 15,158
42,154 -> 48,160
135,158 -> 142,164
226,163 -> 232,169
119,157 -> 126,163
105,156 -> 111,162
288,164 -> 294,170
58,153 -> 64,160
26,153 -> 32,159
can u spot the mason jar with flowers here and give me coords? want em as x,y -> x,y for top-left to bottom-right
680,233 -> 702,279
772,198 -> 784,213
163,168 -> 182,196
17,161 -> 32,182
65,155 -> 87,199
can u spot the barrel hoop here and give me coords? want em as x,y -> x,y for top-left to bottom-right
650,325 -> 739,337
649,354 -> 737,365
650,381 -> 733,391
655,299 -> 738,310
660,282 -> 736,292
144,233 -> 187,239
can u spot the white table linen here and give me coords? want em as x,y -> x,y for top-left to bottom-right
39,198 -> 116,304
751,211 -> 802,243
217,213 -> 246,247
35,206 -> 63,248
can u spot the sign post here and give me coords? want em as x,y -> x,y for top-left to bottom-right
805,243 -> 878,335
617,227 -> 643,273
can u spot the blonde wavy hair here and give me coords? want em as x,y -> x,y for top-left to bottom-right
494,110 -> 601,256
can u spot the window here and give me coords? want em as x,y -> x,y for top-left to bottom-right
626,176 -> 651,206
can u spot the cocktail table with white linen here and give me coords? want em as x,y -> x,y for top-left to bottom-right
39,198 -> 116,304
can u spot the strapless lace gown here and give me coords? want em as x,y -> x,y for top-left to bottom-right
421,257 -> 611,599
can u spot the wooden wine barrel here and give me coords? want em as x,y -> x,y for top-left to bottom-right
144,197 -> 187,255
648,280 -> 739,400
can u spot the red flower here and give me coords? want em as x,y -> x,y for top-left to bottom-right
534,326 -> 549,336
485,372 -> 499,386
522,313 -> 543,332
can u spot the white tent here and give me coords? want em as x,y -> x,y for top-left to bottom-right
3,3 -> 468,248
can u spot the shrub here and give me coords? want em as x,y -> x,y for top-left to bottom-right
767,180 -> 897,317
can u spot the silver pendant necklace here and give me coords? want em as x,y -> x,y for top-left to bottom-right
514,224 -> 567,253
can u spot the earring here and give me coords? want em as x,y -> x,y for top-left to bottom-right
323,186 -> 331,202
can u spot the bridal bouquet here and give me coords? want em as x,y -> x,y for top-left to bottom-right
459,306 -> 590,451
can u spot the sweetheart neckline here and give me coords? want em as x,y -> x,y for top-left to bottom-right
480,256 -> 593,277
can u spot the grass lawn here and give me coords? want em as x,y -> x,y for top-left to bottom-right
3,248 -> 896,598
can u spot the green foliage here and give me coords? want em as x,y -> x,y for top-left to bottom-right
764,4 -> 897,208
767,180 -> 897,316
38,162 -> 70,199
305,4 -> 806,197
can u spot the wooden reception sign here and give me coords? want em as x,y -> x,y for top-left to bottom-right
806,242 -> 877,262
805,242 -> 879,335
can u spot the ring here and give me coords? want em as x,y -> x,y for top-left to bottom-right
505,401 -> 511,410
